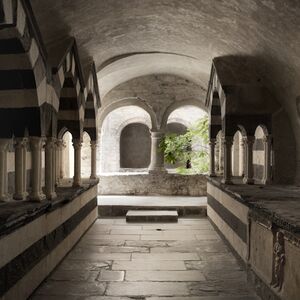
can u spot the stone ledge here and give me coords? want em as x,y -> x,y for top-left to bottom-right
207,177 -> 300,236
0,182 -> 98,238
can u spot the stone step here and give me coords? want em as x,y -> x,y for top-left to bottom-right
126,210 -> 178,223
99,205 -> 206,217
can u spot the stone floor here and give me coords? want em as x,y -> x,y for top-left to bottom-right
31,218 -> 260,300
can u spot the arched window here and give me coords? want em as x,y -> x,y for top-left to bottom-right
120,123 -> 151,169
254,125 -> 271,183
81,132 -> 91,177
62,131 -> 74,179
232,131 -> 243,177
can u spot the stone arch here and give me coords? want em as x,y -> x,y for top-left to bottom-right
161,100 -> 206,130
99,98 -> 158,131
0,0 -> 49,138
99,106 -> 152,173
209,91 -> 223,139
83,62 -> 101,142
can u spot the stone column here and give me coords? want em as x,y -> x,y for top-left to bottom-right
221,136 -> 233,185
56,139 -> 63,184
148,131 -> 166,173
72,139 -> 82,187
90,140 -> 97,179
262,135 -> 272,184
218,134 -> 223,174
239,137 -> 245,176
29,137 -> 45,201
23,139 -> 28,197
14,138 -> 27,200
45,138 -> 57,200
0,139 -> 10,201
209,138 -> 216,177
58,139 -> 65,180
243,136 -> 255,185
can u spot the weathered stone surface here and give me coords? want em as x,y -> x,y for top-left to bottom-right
126,270 -> 205,282
98,174 -> 207,196
50,270 -> 99,282
97,270 -> 125,282
106,282 -> 190,297
31,218 -> 258,299
35,281 -> 106,296
58,260 -> 111,271
112,260 -> 186,271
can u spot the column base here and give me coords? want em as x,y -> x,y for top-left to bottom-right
90,175 -> 98,180
13,193 -> 27,201
72,181 -> 82,188
0,194 -> 10,202
261,178 -> 271,185
221,178 -> 233,185
243,177 -> 254,185
46,192 -> 57,200
148,167 -> 168,174
29,193 -> 46,202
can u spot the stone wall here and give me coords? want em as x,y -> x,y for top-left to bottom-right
0,184 -> 98,300
120,123 -> 151,168
98,173 -> 207,196
207,178 -> 300,300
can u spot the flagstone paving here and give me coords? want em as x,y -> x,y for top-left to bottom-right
31,218 -> 260,300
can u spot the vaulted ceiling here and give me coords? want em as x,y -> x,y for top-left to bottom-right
31,0 -> 300,146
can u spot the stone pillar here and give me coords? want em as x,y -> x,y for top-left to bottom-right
218,134 -> 224,174
90,140 -> 97,179
262,135 -> 272,184
23,138 -> 28,197
14,138 -> 27,200
239,137 -> 245,176
72,139 -> 82,187
232,135 -> 240,176
0,139 -> 10,201
45,138 -> 57,200
29,137 -> 45,201
221,136 -> 233,185
58,139 -> 65,180
148,131 -> 166,173
209,138 -> 216,177
56,139 -> 63,183
243,136 -> 255,185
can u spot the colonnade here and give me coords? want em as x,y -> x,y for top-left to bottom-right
0,136 -> 98,202
209,133 -> 272,185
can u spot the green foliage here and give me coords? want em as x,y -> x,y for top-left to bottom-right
159,116 -> 209,174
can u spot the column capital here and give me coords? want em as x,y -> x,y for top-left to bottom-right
45,137 -> 57,149
209,138 -> 216,145
0,139 -> 10,151
243,135 -> 255,145
90,140 -> 97,149
14,137 -> 27,148
150,130 -> 165,139
262,135 -> 272,143
72,138 -> 82,149
30,136 -> 45,149
222,136 -> 233,145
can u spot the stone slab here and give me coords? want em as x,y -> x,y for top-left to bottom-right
126,210 -> 178,222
